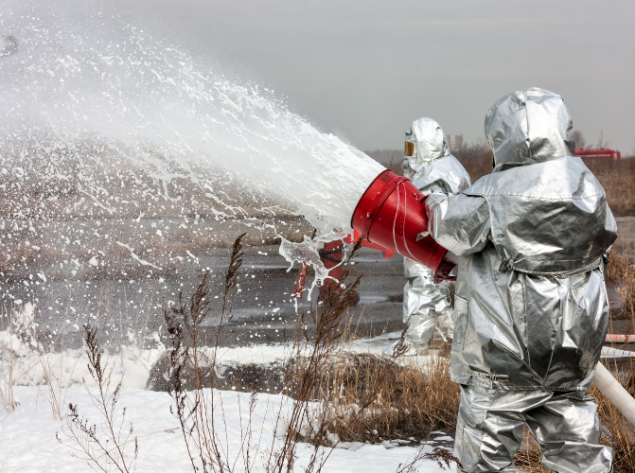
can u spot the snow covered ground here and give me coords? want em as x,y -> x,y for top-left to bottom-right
3,313 -> 633,473
0,320 -> 439,392
1,386 -> 454,473
3,322 -> 631,392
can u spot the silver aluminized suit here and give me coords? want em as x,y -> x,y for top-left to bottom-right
425,88 -> 617,473
401,118 -> 470,353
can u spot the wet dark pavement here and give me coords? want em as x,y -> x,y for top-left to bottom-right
0,244 -> 406,349
2,215 -> 632,351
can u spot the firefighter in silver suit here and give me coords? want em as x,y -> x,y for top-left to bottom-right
400,117 -> 470,355
425,88 -> 617,473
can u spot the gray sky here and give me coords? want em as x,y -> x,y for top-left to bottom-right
119,0 -> 635,154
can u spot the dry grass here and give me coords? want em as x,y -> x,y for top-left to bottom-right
584,158 -> 635,216
606,245 -> 635,321
453,143 -> 494,183
618,278 -> 635,321
604,248 -> 635,473
607,248 -> 633,284
513,430 -> 550,473
309,352 -> 460,444
308,350 -> 635,473
57,324 -> 139,472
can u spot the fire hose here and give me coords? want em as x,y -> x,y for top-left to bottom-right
605,334 -> 635,344
593,362 -> 635,426
349,169 -> 635,425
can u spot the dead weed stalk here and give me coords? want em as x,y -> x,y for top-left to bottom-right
606,245 -> 635,322
57,324 -> 138,472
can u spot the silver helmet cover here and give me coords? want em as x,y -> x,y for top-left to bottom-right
402,117 -> 470,194
425,88 -> 617,390
485,87 -> 574,172
401,117 -> 471,352
403,117 -> 449,171
402,117 -> 471,202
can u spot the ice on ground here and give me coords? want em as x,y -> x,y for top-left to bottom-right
4,319 -> 629,394
0,325 -> 442,392
0,386 -> 454,473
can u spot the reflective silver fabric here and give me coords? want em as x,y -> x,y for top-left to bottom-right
403,117 -> 471,195
403,257 -> 454,349
455,384 -> 613,473
402,117 -> 471,352
425,89 -> 618,390
485,87 -> 574,172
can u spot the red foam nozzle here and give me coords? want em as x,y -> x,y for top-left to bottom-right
351,170 -> 454,279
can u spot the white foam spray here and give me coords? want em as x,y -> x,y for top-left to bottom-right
0,2 -> 387,318
0,4 -> 384,238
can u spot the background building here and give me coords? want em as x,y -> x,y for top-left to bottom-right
446,134 -> 463,152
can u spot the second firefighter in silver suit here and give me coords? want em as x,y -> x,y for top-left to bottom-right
401,118 -> 471,355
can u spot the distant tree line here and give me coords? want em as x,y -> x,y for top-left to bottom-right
365,129 -> 631,184
366,142 -> 493,182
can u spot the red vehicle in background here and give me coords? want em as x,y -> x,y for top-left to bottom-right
575,148 -> 621,160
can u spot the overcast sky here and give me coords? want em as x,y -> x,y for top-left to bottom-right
60,1 -> 635,154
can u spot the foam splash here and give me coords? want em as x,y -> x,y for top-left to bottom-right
0,4 -> 383,237
278,235 -> 331,302
0,4 -> 383,300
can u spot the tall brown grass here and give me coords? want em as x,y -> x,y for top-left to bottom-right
584,158 -> 635,216
607,248 -> 632,284
309,352 -> 459,444
452,143 -> 494,183
601,242 -> 635,473
606,245 -> 635,322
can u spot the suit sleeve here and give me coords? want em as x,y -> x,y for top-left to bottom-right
425,193 -> 491,255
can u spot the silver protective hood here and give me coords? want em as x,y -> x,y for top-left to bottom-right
485,87 -> 574,172
403,117 -> 450,174
425,88 -> 617,392
403,117 -> 470,195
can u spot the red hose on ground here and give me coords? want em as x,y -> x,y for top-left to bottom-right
605,334 -> 635,344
